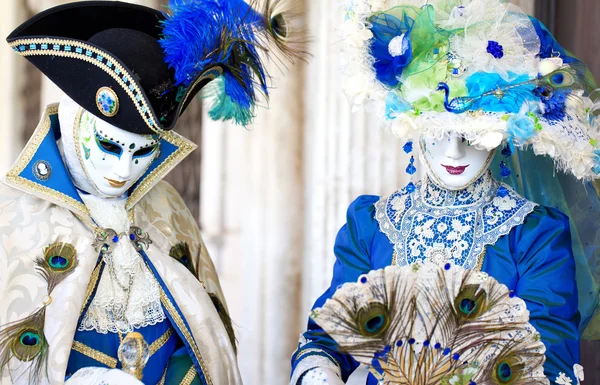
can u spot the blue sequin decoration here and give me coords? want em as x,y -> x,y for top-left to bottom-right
403,141 -> 413,154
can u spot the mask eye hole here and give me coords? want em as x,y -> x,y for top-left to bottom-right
133,145 -> 157,158
99,140 -> 122,156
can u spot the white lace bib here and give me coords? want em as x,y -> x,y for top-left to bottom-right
78,194 -> 166,334
375,172 -> 537,269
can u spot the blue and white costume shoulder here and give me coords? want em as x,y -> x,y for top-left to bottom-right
291,172 -> 581,385
0,105 -> 240,385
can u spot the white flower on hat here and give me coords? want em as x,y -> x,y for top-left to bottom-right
538,57 -> 564,76
340,20 -> 374,48
390,114 -> 418,139
475,131 -> 504,150
344,72 -> 376,108
388,34 -> 409,57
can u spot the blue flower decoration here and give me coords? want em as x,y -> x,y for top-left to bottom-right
385,92 -> 412,119
534,88 -> 569,122
507,115 -> 535,143
466,72 -> 536,114
487,40 -> 504,59
370,13 -> 415,87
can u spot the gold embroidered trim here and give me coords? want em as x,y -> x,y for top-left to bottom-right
71,340 -> 117,368
475,247 -> 486,272
391,251 -> 397,266
149,327 -> 174,356
296,348 -> 340,367
4,105 -> 92,222
180,366 -> 197,385
10,39 -> 162,133
80,261 -> 103,313
160,288 -> 212,385
126,131 -> 196,210
158,363 -> 169,385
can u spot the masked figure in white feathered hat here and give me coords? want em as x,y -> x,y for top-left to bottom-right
291,1 -> 600,385
0,1 -> 301,384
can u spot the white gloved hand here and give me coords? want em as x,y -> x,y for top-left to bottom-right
66,367 -> 144,385
301,367 -> 345,385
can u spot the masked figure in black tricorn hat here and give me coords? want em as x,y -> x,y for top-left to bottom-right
0,1 -> 302,384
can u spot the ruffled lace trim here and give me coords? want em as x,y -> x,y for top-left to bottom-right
79,194 -> 166,334
375,176 -> 537,269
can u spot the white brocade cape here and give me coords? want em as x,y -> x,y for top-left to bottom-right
0,105 -> 241,385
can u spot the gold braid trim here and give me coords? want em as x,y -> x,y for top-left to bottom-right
296,348 -> 341,367
180,366 -> 198,385
149,327 -> 174,356
71,341 -> 117,368
4,106 -> 91,222
475,247 -> 487,272
126,131 -> 196,210
80,262 -> 103,313
158,363 -> 169,385
9,39 -> 162,133
160,288 -> 213,385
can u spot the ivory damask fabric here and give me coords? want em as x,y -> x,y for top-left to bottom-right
0,179 -> 240,385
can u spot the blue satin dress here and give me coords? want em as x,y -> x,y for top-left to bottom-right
291,173 -> 580,384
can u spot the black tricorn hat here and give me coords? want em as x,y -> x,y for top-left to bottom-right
7,1 -> 223,135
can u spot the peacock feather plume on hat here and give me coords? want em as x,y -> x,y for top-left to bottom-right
341,0 -> 600,180
310,263 -> 548,385
160,0 -> 306,126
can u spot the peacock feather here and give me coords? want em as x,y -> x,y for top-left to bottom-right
311,264 -> 548,385
208,293 -> 237,354
439,63 -> 595,116
160,0 -> 306,126
169,242 -> 197,276
0,242 -> 78,384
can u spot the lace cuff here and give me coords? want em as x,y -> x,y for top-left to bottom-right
290,350 -> 342,385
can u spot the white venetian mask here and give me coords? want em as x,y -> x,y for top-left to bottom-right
58,96 -> 160,198
418,133 -> 495,190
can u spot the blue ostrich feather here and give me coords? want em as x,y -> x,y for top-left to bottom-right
160,0 -> 269,125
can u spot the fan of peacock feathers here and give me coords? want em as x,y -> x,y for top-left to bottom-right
310,263 -> 548,385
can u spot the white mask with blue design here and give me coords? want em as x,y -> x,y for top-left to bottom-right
58,95 -> 160,198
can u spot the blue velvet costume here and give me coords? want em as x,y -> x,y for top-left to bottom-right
291,172 -> 580,384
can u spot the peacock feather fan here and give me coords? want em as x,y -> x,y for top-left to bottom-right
311,263 -> 548,385
160,0 -> 305,126
0,242 -> 78,384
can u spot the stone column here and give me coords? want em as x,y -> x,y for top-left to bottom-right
200,11 -> 307,385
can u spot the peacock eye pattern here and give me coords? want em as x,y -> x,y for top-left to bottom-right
454,284 -> 488,320
357,303 -> 390,338
0,241 -> 78,381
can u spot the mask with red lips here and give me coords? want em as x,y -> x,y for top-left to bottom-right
417,134 -> 495,191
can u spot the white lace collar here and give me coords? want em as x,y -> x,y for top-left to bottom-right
422,171 -> 493,207
375,172 -> 537,269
